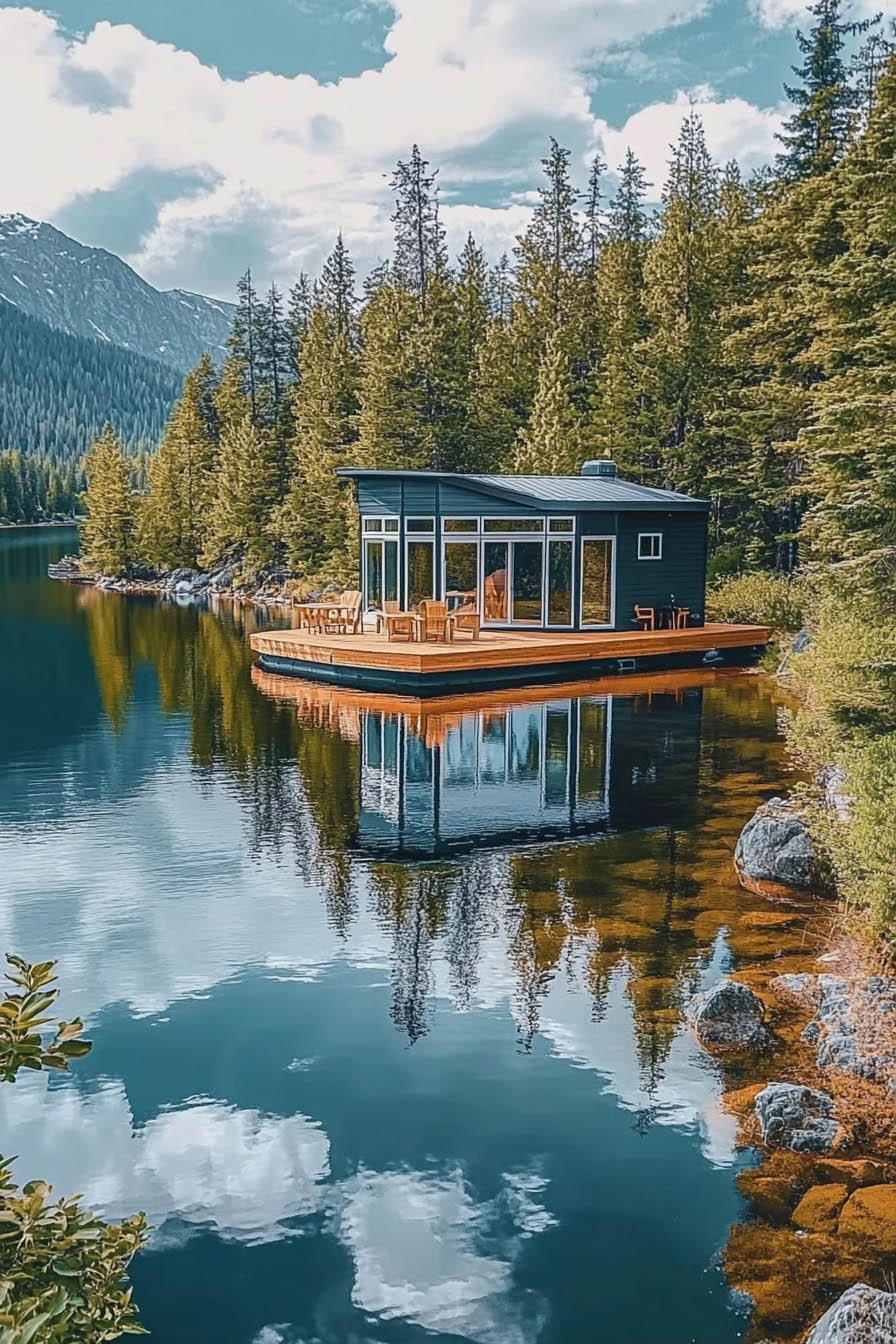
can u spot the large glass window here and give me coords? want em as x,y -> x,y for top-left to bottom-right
512,540 -> 543,624
407,540 -> 435,607
581,538 -> 614,626
444,541 -> 479,612
483,542 -> 508,622
547,539 -> 573,626
483,517 -> 543,533
364,539 -> 398,609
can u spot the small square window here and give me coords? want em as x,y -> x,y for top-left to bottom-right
638,532 -> 662,560
383,518 -> 400,532
363,517 -> 383,533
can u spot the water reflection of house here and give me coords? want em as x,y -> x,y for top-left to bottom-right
251,668 -> 706,858
357,689 -> 702,857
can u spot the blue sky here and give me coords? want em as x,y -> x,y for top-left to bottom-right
0,0 -> 883,298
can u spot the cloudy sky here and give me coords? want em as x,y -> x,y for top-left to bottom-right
0,0 -> 888,298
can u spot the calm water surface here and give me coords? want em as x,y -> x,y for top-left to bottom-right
0,528 -> 794,1344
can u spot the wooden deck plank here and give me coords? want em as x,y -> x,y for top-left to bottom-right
249,622 -> 770,676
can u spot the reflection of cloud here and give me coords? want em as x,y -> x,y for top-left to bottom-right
337,1167 -> 548,1343
538,940 -> 739,1168
0,1075 -> 329,1244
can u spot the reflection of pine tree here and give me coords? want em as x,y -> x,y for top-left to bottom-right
370,866 -> 449,1044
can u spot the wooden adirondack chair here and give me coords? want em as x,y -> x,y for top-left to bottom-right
417,599 -> 451,641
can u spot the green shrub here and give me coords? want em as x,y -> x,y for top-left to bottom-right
706,570 -> 808,632
0,957 -> 146,1339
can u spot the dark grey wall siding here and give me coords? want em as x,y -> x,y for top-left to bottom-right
613,511 -> 708,629
357,479 -> 403,513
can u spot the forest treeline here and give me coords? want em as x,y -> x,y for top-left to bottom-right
0,298 -> 175,523
83,0 -> 896,603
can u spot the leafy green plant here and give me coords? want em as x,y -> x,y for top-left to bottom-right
0,957 -> 147,1340
706,570 -> 809,632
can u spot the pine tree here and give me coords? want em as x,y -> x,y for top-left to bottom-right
583,152 -> 607,269
276,236 -> 360,577
229,269 -> 264,424
82,425 -> 136,575
355,283 -> 427,469
587,150 -> 651,475
140,355 -> 220,567
288,273 -> 313,376
390,145 -> 446,314
777,0 -> 877,179
515,327 -> 582,473
203,414 -> 277,574
637,114 -> 722,491
803,54 -> 896,593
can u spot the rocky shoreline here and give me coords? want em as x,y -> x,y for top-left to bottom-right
47,556 -> 328,610
692,798 -> 896,1342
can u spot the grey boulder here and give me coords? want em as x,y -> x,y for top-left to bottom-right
735,797 -> 818,888
686,979 -> 767,1048
805,1283 -> 896,1344
755,1082 -> 838,1152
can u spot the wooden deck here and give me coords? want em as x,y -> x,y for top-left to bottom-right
250,622 -> 771,694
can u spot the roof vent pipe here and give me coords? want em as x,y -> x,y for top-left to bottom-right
581,458 -> 617,478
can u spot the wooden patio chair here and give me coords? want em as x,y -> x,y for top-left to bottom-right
674,607 -> 690,629
417,599 -> 451,641
633,605 -> 655,631
447,602 -> 480,641
323,589 -> 362,634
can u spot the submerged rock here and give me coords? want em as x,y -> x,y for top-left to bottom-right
686,979 -> 768,1048
755,1082 -> 838,1153
805,1283 -> 896,1343
735,798 -> 819,888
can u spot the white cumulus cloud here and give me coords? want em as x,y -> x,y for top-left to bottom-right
0,3 -> 784,294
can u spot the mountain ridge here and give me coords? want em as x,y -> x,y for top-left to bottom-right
0,214 -> 234,372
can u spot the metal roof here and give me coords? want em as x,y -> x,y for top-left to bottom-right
337,469 -> 708,512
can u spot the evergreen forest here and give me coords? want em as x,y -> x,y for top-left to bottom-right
0,299 -> 178,523
82,0 -> 896,602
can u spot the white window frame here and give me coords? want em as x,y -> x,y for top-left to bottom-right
547,517 -> 575,534
362,515 -> 399,534
405,516 -> 435,534
579,535 -> 616,629
638,531 -> 663,560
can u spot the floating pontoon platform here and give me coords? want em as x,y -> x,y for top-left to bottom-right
249,623 -> 771,696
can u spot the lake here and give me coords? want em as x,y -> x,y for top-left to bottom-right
0,526 -> 797,1344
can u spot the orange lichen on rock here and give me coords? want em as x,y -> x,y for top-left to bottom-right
838,1184 -> 896,1253
792,1183 -> 849,1231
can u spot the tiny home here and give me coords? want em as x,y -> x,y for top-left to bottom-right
338,461 -> 709,633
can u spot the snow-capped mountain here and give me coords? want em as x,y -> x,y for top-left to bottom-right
0,214 -> 235,372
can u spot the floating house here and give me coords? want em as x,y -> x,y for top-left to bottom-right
250,462 -> 770,694
340,460 -> 708,633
